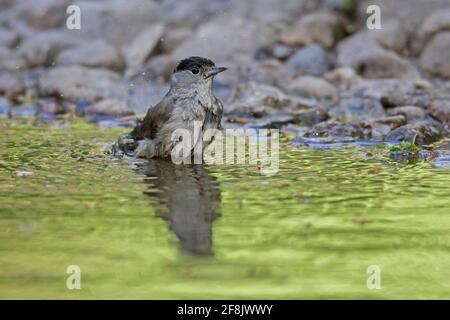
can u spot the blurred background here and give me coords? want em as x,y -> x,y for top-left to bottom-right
0,0 -> 449,139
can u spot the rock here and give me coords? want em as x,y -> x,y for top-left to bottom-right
285,43 -> 332,75
427,100 -> 450,125
370,20 -> 408,53
419,9 -> 450,45
228,82 -> 320,112
74,0 -> 163,47
39,66 -> 122,101
386,106 -> 427,123
0,47 -> 25,71
225,82 -> 325,128
122,23 -> 165,69
86,99 -> 135,117
172,15 -> 266,65
337,34 -> 418,79
304,121 -> 365,139
37,98 -> 64,115
160,28 -> 194,53
385,121 -> 444,146
287,76 -> 338,102
329,97 -> 386,122
324,67 -> 362,88
0,27 -> 19,48
350,79 -> 431,109
18,30 -> 81,67
420,32 -> 450,78
369,115 -> 407,138
0,71 -> 23,98
279,11 -> 344,48
133,55 -> 178,83
17,0 -> 70,29
255,44 -> 294,61
57,40 -> 124,71
357,0 -> 450,36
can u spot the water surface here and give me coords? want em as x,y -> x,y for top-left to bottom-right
0,119 -> 449,299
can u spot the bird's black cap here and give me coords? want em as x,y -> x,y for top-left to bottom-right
174,56 -> 215,73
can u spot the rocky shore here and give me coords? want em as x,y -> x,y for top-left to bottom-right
0,0 -> 449,150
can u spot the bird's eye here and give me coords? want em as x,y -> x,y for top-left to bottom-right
191,68 -> 199,75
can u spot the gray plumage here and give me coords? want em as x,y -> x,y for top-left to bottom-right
127,56 -> 226,159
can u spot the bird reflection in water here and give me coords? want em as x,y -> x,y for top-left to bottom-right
140,159 -> 221,256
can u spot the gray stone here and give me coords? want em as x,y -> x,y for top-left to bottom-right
86,99 -> 134,117
17,0 -> 71,30
39,66 -> 122,101
287,76 -> 338,102
386,106 -> 427,123
420,32 -> 450,78
18,30 -> 82,67
427,100 -> 450,125
279,11 -> 344,48
385,121 -> 445,146
122,24 -> 165,69
57,40 -> 124,71
285,44 -> 331,75
304,121 -> 366,139
0,46 -> 25,71
337,34 -> 418,79
0,27 -> 19,48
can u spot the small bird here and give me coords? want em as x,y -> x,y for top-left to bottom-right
126,56 -> 227,159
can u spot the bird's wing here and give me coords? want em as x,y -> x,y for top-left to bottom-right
155,96 -> 207,157
131,94 -> 175,140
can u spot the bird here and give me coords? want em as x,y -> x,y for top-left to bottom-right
123,56 -> 227,160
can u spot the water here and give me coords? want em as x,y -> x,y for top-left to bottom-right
1,119 -> 449,299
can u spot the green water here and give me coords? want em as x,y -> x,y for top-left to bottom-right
0,119 -> 449,299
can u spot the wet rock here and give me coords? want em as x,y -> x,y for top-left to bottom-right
160,28 -> 194,53
427,100 -> 450,125
304,120 -> 366,139
0,46 -> 25,71
122,23 -> 165,69
337,34 -> 418,79
39,66 -> 122,101
279,11 -> 344,48
329,97 -> 386,122
287,76 -> 338,102
386,106 -> 427,123
385,121 -> 445,146
18,30 -> 82,67
37,98 -> 64,115
57,40 -> 124,71
225,82 -> 325,128
285,43 -> 332,75
420,32 -> 450,78
419,9 -> 450,46
0,27 -> 19,48
86,99 -> 135,117
369,115 -> 407,138
324,67 -> 362,88
17,0 -> 70,30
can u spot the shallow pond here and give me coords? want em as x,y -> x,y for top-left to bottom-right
0,118 -> 449,299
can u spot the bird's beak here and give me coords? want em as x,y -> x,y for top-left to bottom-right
205,66 -> 227,79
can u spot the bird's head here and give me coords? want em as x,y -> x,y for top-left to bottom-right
170,56 -> 227,88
